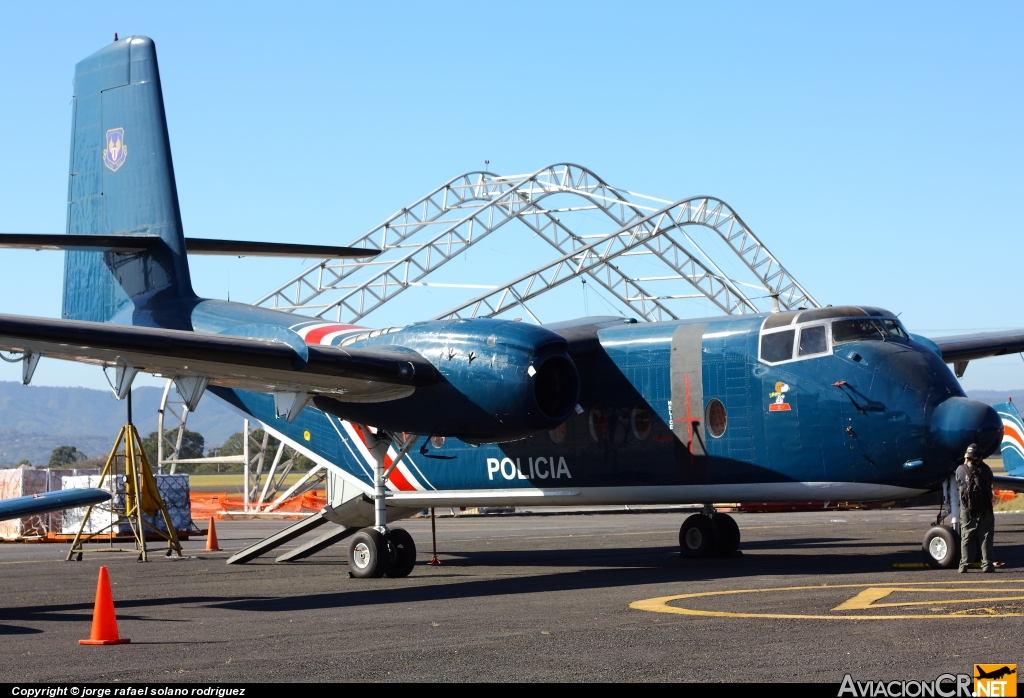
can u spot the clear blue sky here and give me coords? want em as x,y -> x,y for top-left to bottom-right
1,2 -> 1022,392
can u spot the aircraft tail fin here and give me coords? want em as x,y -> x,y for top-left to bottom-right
994,399 -> 1024,476
63,36 -> 195,328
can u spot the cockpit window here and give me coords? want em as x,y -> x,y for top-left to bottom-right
832,319 -> 888,344
882,319 -> 908,339
760,329 -> 795,363
798,325 -> 828,356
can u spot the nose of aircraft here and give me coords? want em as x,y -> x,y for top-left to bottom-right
930,397 -> 1002,458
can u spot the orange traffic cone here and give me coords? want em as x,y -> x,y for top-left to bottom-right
79,566 -> 130,645
205,517 -> 221,551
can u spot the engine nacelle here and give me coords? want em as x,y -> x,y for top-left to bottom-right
312,318 -> 580,443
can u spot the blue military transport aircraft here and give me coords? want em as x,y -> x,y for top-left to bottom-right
1,37 -> 1023,575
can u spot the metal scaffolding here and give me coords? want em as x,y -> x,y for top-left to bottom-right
253,164 -> 818,324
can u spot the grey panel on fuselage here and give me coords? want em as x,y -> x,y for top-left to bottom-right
671,324 -> 708,482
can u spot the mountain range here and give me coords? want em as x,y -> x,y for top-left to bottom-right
0,382 -> 243,465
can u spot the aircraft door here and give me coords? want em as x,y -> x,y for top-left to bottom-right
670,324 -> 708,482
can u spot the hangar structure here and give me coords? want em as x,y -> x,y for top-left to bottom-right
156,163 -> 819,512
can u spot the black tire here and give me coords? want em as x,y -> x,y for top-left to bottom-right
384,528 -> 417,578
679,514 -> 720,558
713,514 -> 741,556
923,525 -> 960,569
347,528 -> 390,578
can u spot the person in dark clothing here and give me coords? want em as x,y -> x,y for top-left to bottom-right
955,443 -> 995,573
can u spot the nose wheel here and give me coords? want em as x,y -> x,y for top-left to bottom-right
923,525 -> 960,569
679,511 -> 741,558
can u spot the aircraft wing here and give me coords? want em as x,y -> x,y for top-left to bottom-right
993,475 -> 1024,494
0,488 -> 111,522
930,330 -> 1024,363
543,316 -> 625,357
0,313 -> 435,403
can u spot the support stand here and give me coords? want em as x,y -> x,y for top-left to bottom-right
427,507 -> 441,565
67,391 -> 182,562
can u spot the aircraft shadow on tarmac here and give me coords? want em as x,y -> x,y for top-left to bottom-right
0,624 -> 43,635
4,539 -> 1020,623
204,538 -> 1022,614
0,596 -> 255,626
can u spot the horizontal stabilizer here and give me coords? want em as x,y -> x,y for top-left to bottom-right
0,234 -> 379,259
183,238 -> 379,258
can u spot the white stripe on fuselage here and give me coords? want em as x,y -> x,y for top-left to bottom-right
376,482 -> 928,509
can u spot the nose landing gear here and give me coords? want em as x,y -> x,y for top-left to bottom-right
923,474 -> 961,569
679,506 -> 741,558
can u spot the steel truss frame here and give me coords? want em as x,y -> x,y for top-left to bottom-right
253,164 -> 817,324
437,196 -> 818,321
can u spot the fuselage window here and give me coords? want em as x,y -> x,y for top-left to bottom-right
589,406 -> 609,442
798,325 -> 828,356
549,422 -> 567,444
882,319 -> 908,339
631,406 -> 652,440
430,435 -> 446,449
833,319 -> 887,345
706,399 -> 727,438
760,329 -> 795,363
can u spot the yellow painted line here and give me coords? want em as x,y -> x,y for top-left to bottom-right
630,580 -> 1024,620
833,587 -> 1024,610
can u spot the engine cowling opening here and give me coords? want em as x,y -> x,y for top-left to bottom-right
532,354 -> 579,423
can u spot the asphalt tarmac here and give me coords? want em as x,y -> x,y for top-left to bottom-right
1,508 -> 1022,683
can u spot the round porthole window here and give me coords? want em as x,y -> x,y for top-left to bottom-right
588,406 -> 608,442
430,435 -> 446,449
705,399 -> 727,438
549,422 -> 567,443
631,405 -> 652,440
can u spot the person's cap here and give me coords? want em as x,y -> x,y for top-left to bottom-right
965,443 -> 979,457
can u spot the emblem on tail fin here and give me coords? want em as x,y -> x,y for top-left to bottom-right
102,128 -> 128,171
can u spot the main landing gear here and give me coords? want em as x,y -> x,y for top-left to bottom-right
346,426 -> 420,579
922,474 -> 961,569
679,506 -> 741,558
347,527 -> 417,578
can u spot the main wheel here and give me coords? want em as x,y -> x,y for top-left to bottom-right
713,513 -> 741,556
923,525 -> 960,569
384,528 -> 417,578
679,514 -> 720,558
347,528 -> 390,578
